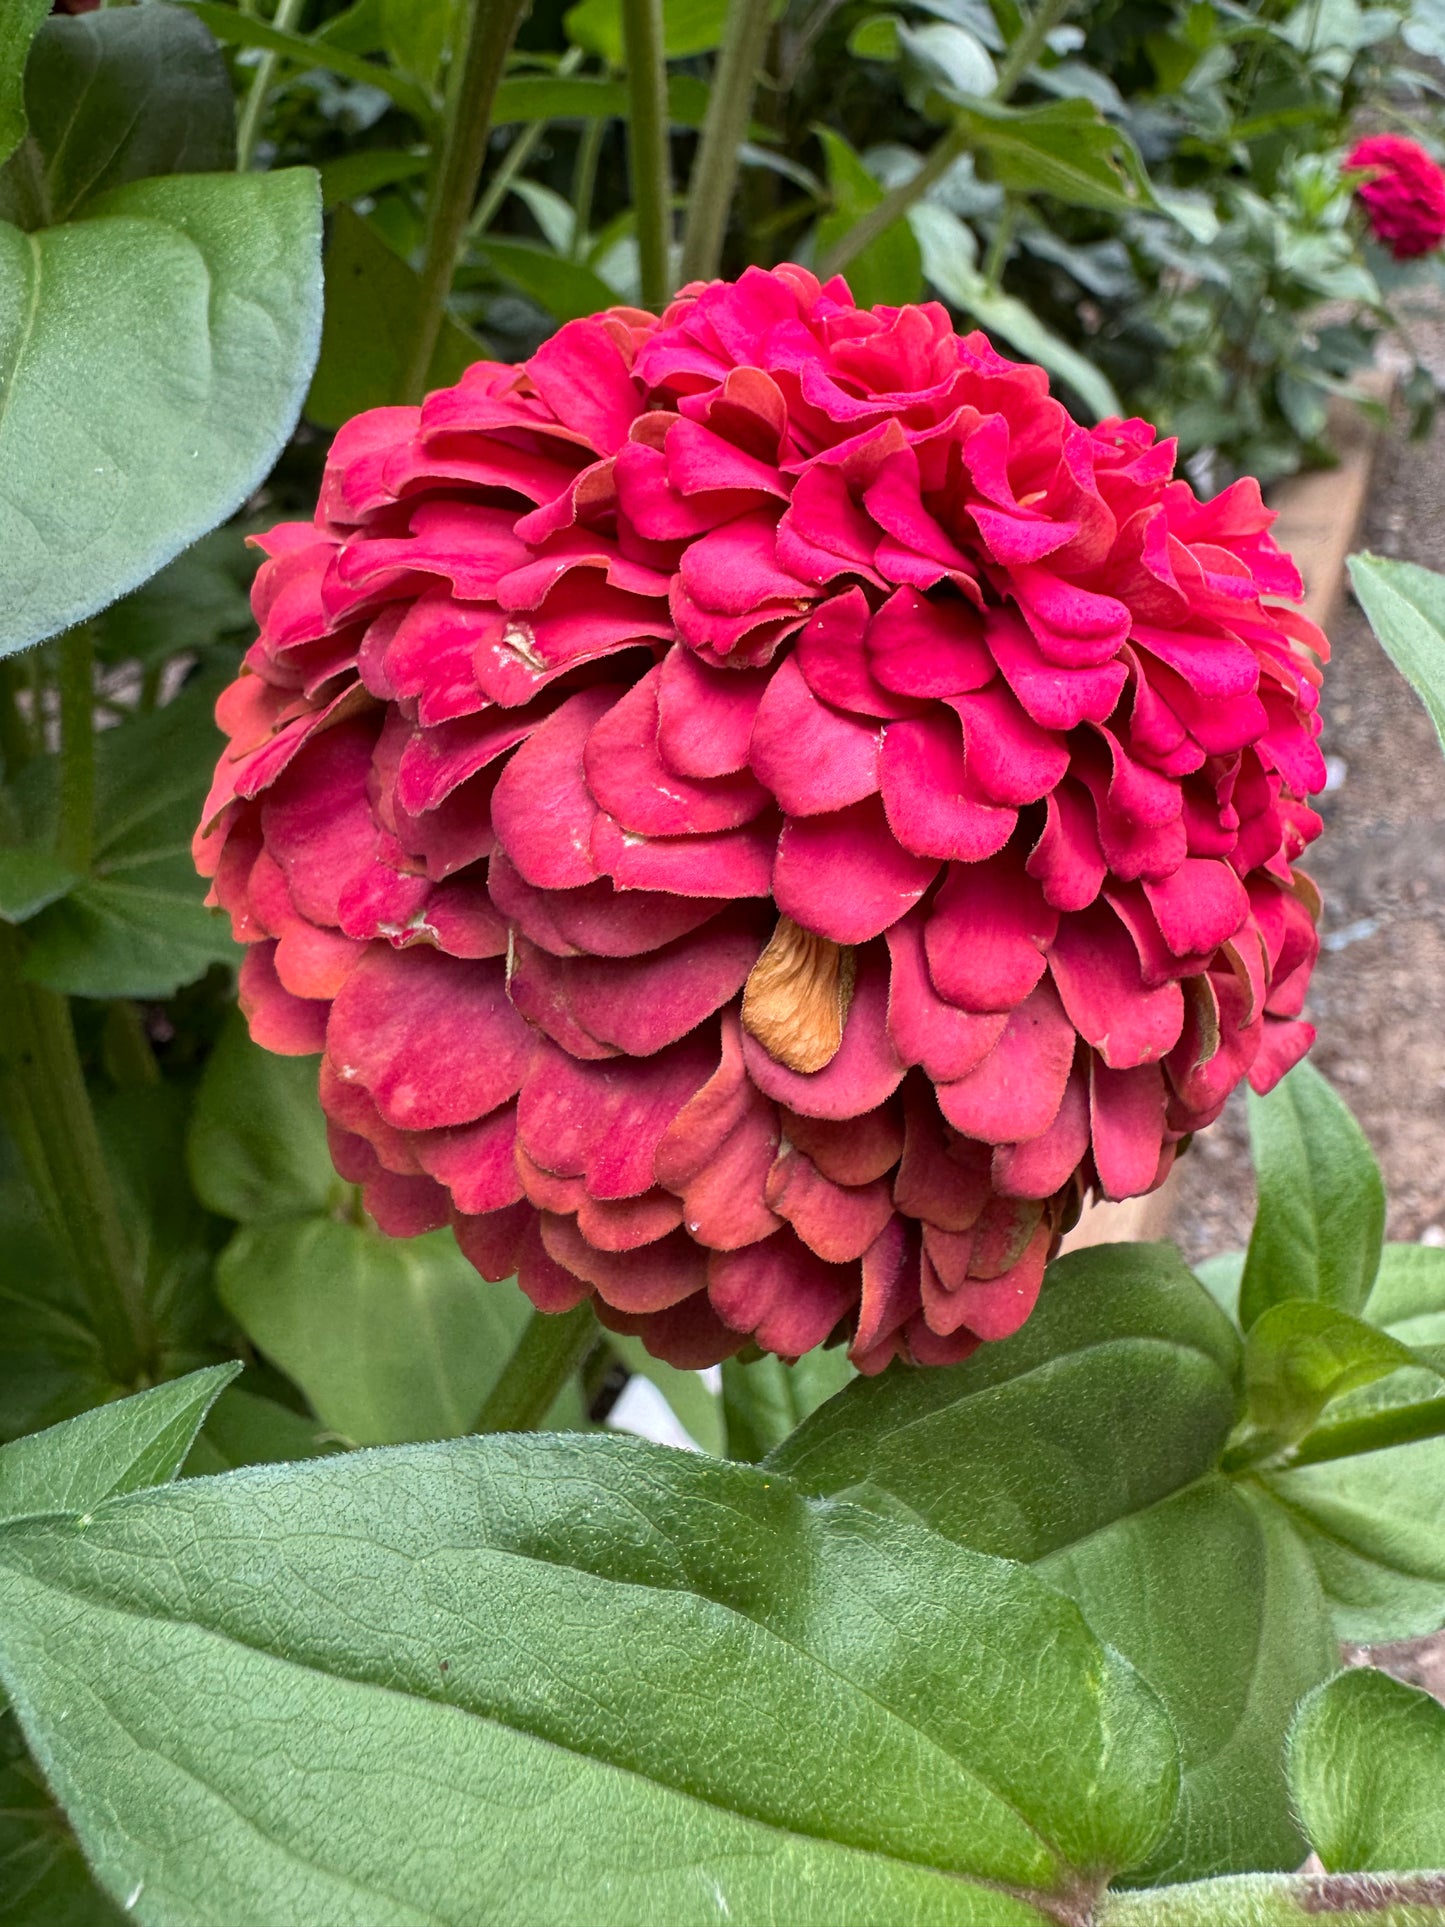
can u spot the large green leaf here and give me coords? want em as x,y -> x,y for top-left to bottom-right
772,1245 -> 1338,1884
306,205 -> 479,428
0,0 -> 49,170
17,674 -> 241,996
0,1402 -> 1179,1925
1290,1669 -> 1445,1872
1238,1061 -> 1386,1330
1349,554 -> 1445,759
953,97 -> 1152,214
187,1010 -> 338,1226
0,169 -> 321,656
0,1363 -> 235,1524
216,1216 -> 535,1446
0,6 -> 234,231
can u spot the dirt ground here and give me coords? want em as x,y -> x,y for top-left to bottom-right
1169,322 -> 1445,1695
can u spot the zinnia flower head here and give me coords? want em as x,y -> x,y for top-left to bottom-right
1347,133 -> 1445,259
195,267 -> 1325,1372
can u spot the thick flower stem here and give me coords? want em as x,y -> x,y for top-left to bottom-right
1286,1393 -> 1445,1467
0,928 -> 149,1383
399,0 -> 531,406
473,1302 -> 599,1433
1097,1870 -> 1445,1924
235,0 -> 308,173
620,0 -> 671,308
676,0 -> 774,286
816,0 -> 1076,282
56,625 -> 95,878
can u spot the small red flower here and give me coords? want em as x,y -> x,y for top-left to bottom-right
195,268 -> 1325,1371
1348,133 -> 1445,259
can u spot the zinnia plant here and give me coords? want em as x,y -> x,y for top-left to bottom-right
195,266 -> 1326,1372
1347,132 -> 1445,259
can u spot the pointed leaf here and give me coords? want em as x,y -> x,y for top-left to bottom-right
1349,554 -> 1445,759
1244,1301 -> 1422,1445
1290,1668 -> 1445,1872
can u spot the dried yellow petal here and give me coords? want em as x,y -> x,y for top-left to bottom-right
741,916 -> 856,1075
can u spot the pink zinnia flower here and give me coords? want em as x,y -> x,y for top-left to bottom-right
194,267 -> 1325,1372
1348,133 -> 1445,259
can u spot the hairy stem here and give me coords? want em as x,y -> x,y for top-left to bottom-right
399,0 -> 531,405
55,626 -> 95,878
1287,1393 -> 1445,1468
0,928 -> 149,1382
677,0 -> 773,285
235,0 -> 309,173
817,0 -> 1075,281
467,45 -> 585,242
620,0 -> 671,306
473,1303 -> 599,1433
1097,1869 -> 1445,1925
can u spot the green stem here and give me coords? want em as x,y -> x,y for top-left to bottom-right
677,0 -> 773,285
1097,1869 -> 1445,1925
467,46 -> 585,242
472,1302 -> 598,1434
816,0 -> 1075,282
0,659 -> 36,777
1286,1393 -> 1445,1468
569,107 -> 608,258
235,0 -> 309,173
0,929 -> 148,1382
55,627 -> 94,879
102,1001 -> 160,1089
620,0 -> 671,307
983,194 -> 1016,293
399,0 -> 531,406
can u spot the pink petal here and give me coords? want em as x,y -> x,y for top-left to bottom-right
273,920 -> 368,1001
986,605 -> 1127,731
451,1199 -> 534,1285
542,1214 -> 707,1313
865,586 -> 994,700
879,711 -> 1017,862
677,508 -> 813,616
924,856 -> 1059,1013
326,947 -> 531,1129
773,795 -> 939,944
851,1216 -> 919,1364
487,849 -> 719,958
576,1188 -> 686,1252
707,1229 -> 857,1356
936,979 -> 1077,1144
525,315 -> 644,455
991,1062 -> 1089,1199
1090,1060 -> 1167,1199
591,809 -> 779,898
517,1033 -> 716,1199
1012,566 -> 1131,667
414,1105 -> 524,1215
1026,783 -> 1107,913
490,684 -> 618,888
515,1214 -> 597,1313
779,1103 -> 904,1186
949,685 -> 1069,807
892,1080 -> 994,1231
886,909 -> 1008,1080
584,668 -> 770,835
749,653 -> 881,815
656,645 -> 769,777
1049,902 -> 1185,1069
765,1146 -> 895,1263
793,587 -> 918,720
240,942 -> 328,1055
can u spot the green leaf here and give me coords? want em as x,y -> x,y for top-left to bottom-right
0,1706 -> 124,1927
479,236 -> 620,322
306,204 -> 479,428
0,0 -> 49,170
19,674 -> 242,996
815,128 -> 923,309
1290,1669 -> 1445,1871
0,6 -> 235,232
0,168 -> 322,657
722,1348 -> 856,1461
182,1385 -> 341,1477
187,1009 -> 338,1226
772,1245 -> 1339,1883
911,202 -> 1123,422
0,1364 -> 235,1525
953,97 -> 1152,214
1243,1301 -> 1421,1445
316,145 -> 428,210
0,1430 -> 1178,1924
216,1216 -> 536,1445
564,0 -> 732,63
1239,1061 -> 1386,1330
92,523 -> 254,672
380,0 -> 454,91
898,19 -> 996,105
848,13 -> 901,58
1365,1243 -> 1445,1370
0,1171 -> 112,1445
1348,554 -> 1445,762
182,0 -> 434,124
0,849 -> 78,924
